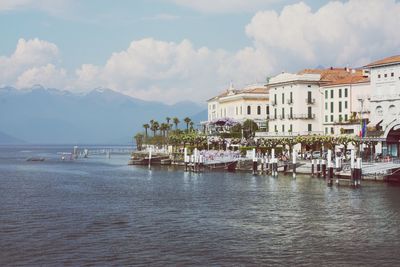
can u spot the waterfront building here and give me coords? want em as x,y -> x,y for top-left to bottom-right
206,83 -> 269,131
365,55 -> 400,156
256,68 -> 353,138
321,70 -> 371,136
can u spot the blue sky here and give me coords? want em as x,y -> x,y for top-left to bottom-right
1,0 -> 399,103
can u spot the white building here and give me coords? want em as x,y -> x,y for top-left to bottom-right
322,71 -> 371,135
365,55 -> 400,157
207,83 -> 269,129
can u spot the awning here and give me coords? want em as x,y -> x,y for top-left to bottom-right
367,118 -> 383,127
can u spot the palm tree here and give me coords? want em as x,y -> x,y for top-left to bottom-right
165,117 -> 171,136
143,124 -> 150,138
189,121 -> 194,132
160,123 -> 168,138
134,133 -> 144,151
150,121 -> 159,136
166,117 -> 171,125
173,117 -> 180,130
183,117 -> 191,132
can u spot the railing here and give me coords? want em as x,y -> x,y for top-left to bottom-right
287,114 -> 294,120
287,99 -> 293,105
255,131 -> 324,137
293,114 -> 315,119
306,98 -> 315,104
271,100 -> 277,106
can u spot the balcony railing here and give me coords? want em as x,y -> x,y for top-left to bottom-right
305,98 -> 315,104
255,131 -> 324,138
271,100 -> 277,106
287,114 -> 294,120
287,99 -> 294,105
293,114 -> 315,119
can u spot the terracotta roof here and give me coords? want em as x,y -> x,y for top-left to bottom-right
323,74 -> 370,86
298,68 -> 362,83
365,55 -> 400,67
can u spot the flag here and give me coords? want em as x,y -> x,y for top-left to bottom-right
362,120 -> 367,137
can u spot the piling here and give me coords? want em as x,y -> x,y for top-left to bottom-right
184,147 -> 188,171
311,159 -> 315,177
327,150 -> 333,186
350,149 -> 355,187
316,159 -> 321,177
148,147 -> 152,169
252,148 -> 257,175
321,159 -> 326,179
292,151 -> 297,179
356,157 -> 362,187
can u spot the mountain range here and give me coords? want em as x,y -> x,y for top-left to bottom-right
0,86 -> 207,144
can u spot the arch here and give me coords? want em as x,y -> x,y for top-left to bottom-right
383,118 -> 400,139
376,105 -> 383,116
389,104 -> 397,116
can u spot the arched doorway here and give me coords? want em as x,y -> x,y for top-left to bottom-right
383,120 -> 400,157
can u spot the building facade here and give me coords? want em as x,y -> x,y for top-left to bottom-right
366,55 -> 400,156
206,83 -> 269,130
322,72 -> 371,136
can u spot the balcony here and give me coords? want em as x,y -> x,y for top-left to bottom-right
305,98 -> 315,104
287,99 -> 294,105
293,114 -> 315,119
255,131 -> 324,138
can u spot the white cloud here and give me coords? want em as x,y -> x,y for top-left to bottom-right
0,38 -> 60,87
2,0 -> 400,104
170,0 -> 280,13
245,0 -> 400,70
16,64 -> 67,89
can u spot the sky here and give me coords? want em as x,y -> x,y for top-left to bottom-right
0,0 -> 399,104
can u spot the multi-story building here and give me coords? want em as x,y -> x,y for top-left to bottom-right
206,83 -> 269,130
365,55 -> 400,156
322,71 -> 371,135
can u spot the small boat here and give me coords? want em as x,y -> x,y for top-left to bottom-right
160,158 -> 172,165
27,157 -> 45,162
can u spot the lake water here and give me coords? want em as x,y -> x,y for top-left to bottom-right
1,145 -> 400,266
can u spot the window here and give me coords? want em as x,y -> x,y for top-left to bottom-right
247,105 -> 251,115
308,107 -> 312,118
344,88 -> 348,97
330,127 -> 334,134
384,73 -> 387,78
339,89 -> 342,98
282,93 -> 285,104
266,106 -> 270,115
257,106 -> 261,115
344,114 -> 348,121
274,125 -> 277,132
339,102 -> 342,112
391,72 -> 395,77
325,102 -> 328,110
274,108 -> 277,119
378,74 -> 381,78
325,115 -> 328,122
282,125 -> 285,132
307,91 -> 312,103
339,114 -> 343,122
274,94 -> 277,104
290,92 -> 293,103
308,124 -> 312,132
289,124 -> 293,132
331,115 -> 334,122
344,101 -> 348,109
235,107 -> 238,115
325,127 -> 328,134
325,90 -> 328,99
330,90 -> 334,98
308,85 -> 311,88
290,107 -> 293,118
330,102 -> 334,113
282,108 -> 285,119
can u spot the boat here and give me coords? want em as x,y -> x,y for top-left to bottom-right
27,157 -> 45,162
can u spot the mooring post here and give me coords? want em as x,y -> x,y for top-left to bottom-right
350,149 -> 355,187
261,156 -> 264,174
316,159 -> 321,177
292,150 -> 297,179
311,159 -> 315,177
356,157 -> 362,187
266,155 -> 270,175
252,148 -> 257,175
184,147 -> 188,172
327,149 -> 333,186
322,159 -> 326,179
148,147 -> 152,169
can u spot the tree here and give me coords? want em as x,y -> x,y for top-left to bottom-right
189,121 -> 194,132
134,133 -> 144,151
150,121 -> 159,136
173,117 -> 180,130
184,117 -> 191,132
242,119 -> 258,139
143,124 -> 150,138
